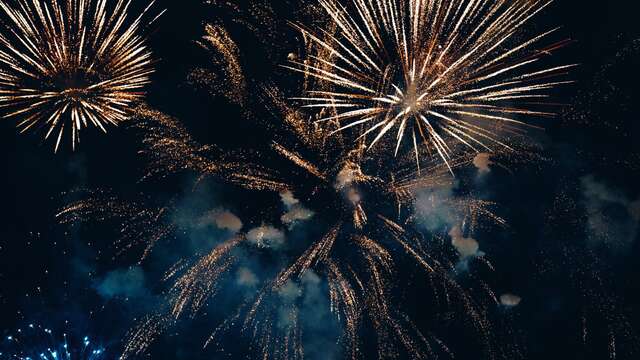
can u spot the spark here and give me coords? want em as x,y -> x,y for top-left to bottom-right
1,323 -> 105,360
0,0 -> 163,152
194,23 -> 246,105
288,0 -> 574,170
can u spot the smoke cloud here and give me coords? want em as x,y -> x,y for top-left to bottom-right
413,183 -> 461,231
449,226 -> 481,259
96,266 -> 148,300
473,152 -> 493,174
499,293 -> 522,307
236,267 -> 259,288
247,225 -> 286,249
580,175 -> 639,253
279,191 -> 315,227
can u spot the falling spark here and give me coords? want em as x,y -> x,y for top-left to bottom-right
0,0 -> 163,152
288,0 -> 574,170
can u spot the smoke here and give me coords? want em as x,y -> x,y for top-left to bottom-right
413,182 -> 461,232
279,190 -> 299,207
169,184 -> 245,255
414,184 -> 487,271
96,266 -> 148,300
274,271 -> 340,359
334,164 -> 358,190
280,190 -> 315,227
236,267 -> 259,288
449,226 -> 481,259
299,271 -> 340,360
278,281 -> 301,302
473,153 -> 493,174
246,225 -> 286,249
196,209 -> 243,233
499,293 -> 522,307
580,175 -> 639,253
276,280 -> 301,329
281,206 -> 315,226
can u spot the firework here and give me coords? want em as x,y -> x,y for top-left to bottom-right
1,323 -> 104,360
287,0 -> 574,171
0,0 -> 163,151
192,24 -> 247,106
55,3 -> 539,357
59,86 -> 505,359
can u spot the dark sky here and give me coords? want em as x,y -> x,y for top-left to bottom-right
0,0 -> 639,359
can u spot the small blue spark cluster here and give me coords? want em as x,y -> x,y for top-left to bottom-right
1,324 -> 104,360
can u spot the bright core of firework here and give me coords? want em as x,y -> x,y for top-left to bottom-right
288,0 -> 574,171
0,0 -> 163,152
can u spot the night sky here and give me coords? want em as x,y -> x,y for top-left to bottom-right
0,0 -> 639,359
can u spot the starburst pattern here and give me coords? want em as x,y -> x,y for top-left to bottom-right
0,0 -> 163,151
287,0 -> 574,171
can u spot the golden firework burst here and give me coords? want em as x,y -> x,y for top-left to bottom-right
0,0 -> 163,151
287,0 -> 575,172
59,95 -> 504,359
54,0 -> 574,356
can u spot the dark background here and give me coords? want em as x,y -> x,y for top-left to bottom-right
0,0 -> 639,359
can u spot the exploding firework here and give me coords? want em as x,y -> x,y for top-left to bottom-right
0,0 -> 163,151
286,0 -> 574,171
1,323 -> 104,360
53,1 -> 558,358
59,89 -> 506,359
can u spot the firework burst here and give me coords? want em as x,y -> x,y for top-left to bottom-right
287,0 -> 574,171
0,0 -> 163,151
1,323 -> 104,360
53,1 -> 555,357
59,90 -> 506,359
